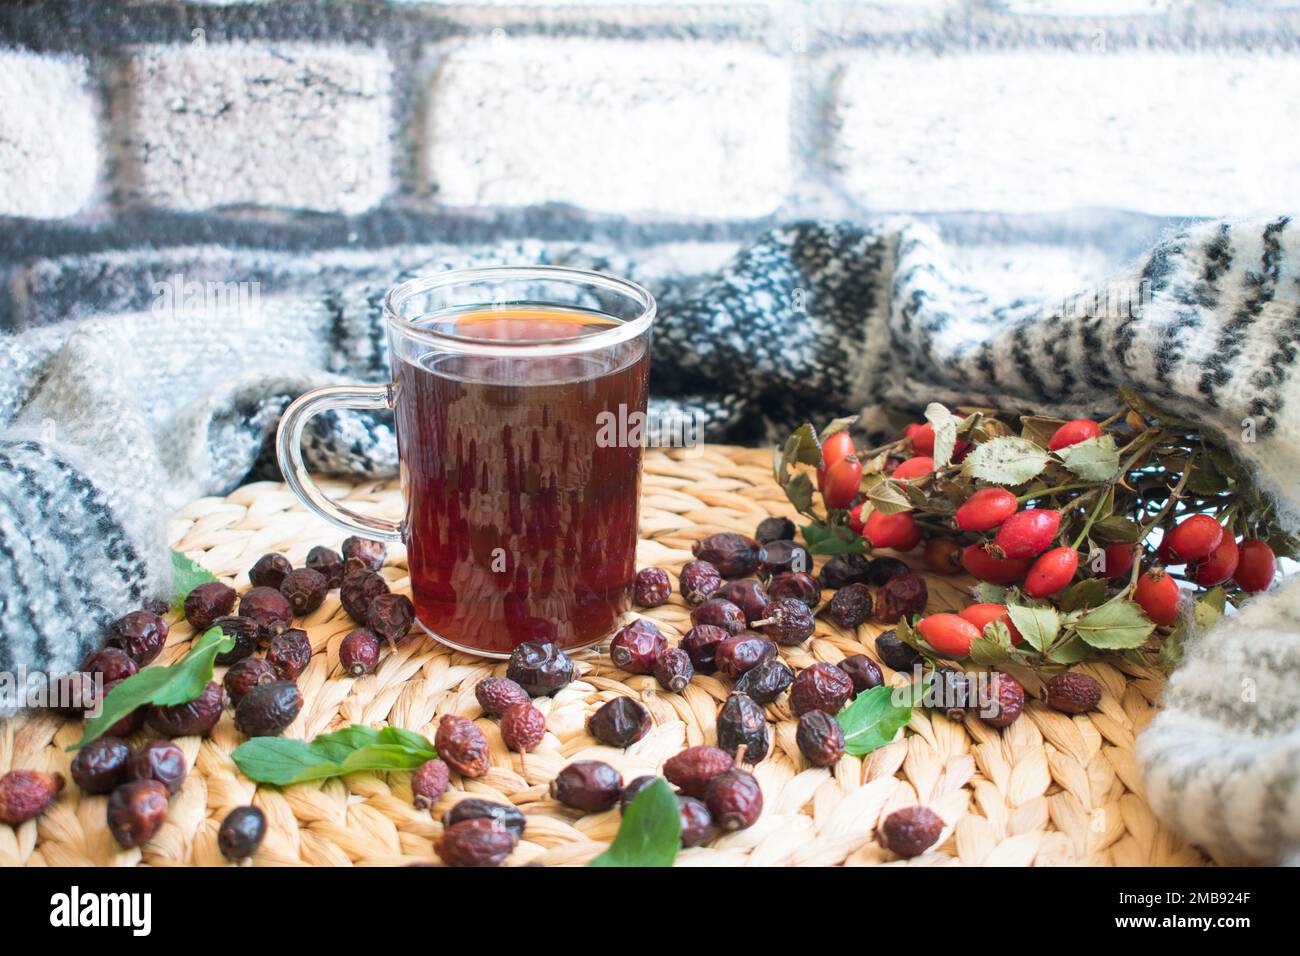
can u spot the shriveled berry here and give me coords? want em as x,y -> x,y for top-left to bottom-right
1192,534 -> 1240,587
218,806 -> 266,862
732,657 -> 795,704
366,592 -> 416,645
127,739 -> 187,795
249,553 -> 292,590
443,798 -> 526,839
1234,539 -> 1277,593
341,536 -> 387,574
209,615 -> 261,666
1025,547 -> 1079,598
587,696 -> 651,748
92,679 -> 146,737
305,545 -> 345,588
825,583 -> 873,629
501,703 -> 546,753
633,567 -> 672,607
411,759 -> 451,809
1135,568 -> 1181,627
238,586 -> 294,642
476,676 -> 531,716
691,532 -> 763,578
71,738 -> 131,795
714,633 -> 778,679
866,556 -> 912,586
49,671 -> 97,717
141,598 -> 170,617
755,516 -> 797,544
550,760 -> 622,811
679,560 -> 723,604
961,543 -> 1031,584
924,537 -> 963,574
863,510 -> 921,551
183,582 -> 236,635
506,641 -> 575,696
340,569 -> 390,624
148,680 -> 223,738
718,579 -> 770,625
436,819 -> 515,867
758,539 -> 812,578
339,628 -> 382,677
819,553 -> 873,589
717,693 -> 769,763
979,672 -> 1025,729
766,571 -> 821,608
619,776 -> 660,814
0,769 -> 64,824
876,630 -> 922,673
917,613 -> 980,659
1048,418 -> 1102,451
704,768 -> 762,831
874,573 -> 928,624
106,779 -> 168,848
234,680 -> 302,737
1163,514 -> 1224,564
993,509 -> 1061,559
821,456 -> 863,509
653,647 -> 694,693
108,610 -> 170,666
796,710 -> 845,767
223,657 -> 277,705
790,662 -> 854,717
1043,672 -> 1103,714
609,620 -> 667,675
754,597 -> 815,646
279,568 -> 327,616
930,666 -> 972,721
954,487 -> 1019,532
663,746 -> 732,798
677,795 -> 716,847
838,654 -> 883,696
681,625 -> 729,674
690,598 -> 747,635
435,714 -> 491,778
880,806 -> 943,857
266,627 -> 312,681
81,646 -> 139,684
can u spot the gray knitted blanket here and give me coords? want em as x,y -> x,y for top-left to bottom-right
2,217 -> 1297,863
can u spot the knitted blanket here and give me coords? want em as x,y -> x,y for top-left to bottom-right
1,216 -> 1297,863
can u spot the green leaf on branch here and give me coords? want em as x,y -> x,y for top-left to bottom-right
1073,600 -> 1156,649
170,550 -> 217,611
1091,516 -> 1144,544
864,478 -> 913,515
961,436 -> 1050,486
818,416 -> 859,443
1056,434 -> 1120,482
232,724 -> 438,786
1047,636 -> 1093,664
1005,604 -> 1062,653
837,681 -> 925,756
1020,415 -> 1068,448
590,777 -> 680,867
784,472 -> 815,513
1060,579 -> 1107,613
924,403 -> 959,469
1194,587 -> 1227,631
800,522 -> 867,556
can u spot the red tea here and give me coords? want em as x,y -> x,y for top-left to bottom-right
393,306 -> 650,655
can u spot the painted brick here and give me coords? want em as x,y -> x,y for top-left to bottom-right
424,40 -> 790,218
831,51 -> 1300,216
0,50 -> 99,219
120,44 -> 393,215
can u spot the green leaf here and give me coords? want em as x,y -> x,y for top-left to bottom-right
968,637 -> 1012,667
1047,636 -> 1094,664
1091,516 -> 1144,544
924,403 -> 959,469
837,682 -> 924,756
1056,434 -> 1120,482
1074,600 -> 1156,649
800,522 -> 867,556
977,583 -> 1009,604
590,778 -> 680,867
1194,587 -> 1226,631
818,416 -> 859,442
1185,454 -> 1230,495
170,550 -> 217,611
786,424 -> 822,469
961,436 -> 1050,486
338,744 -> 434,774
865,479 -> 913,515
229,738 -> 347,786
1020,415 -> 1068,448
785,471 -> 815,513
71,626 -> 235,750
1158,621 -> 1187,669
231,724 -> 438,786
1060,579 -> 1107,613
1005,604 -> 1062,653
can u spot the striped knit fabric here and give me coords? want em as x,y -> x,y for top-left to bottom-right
1,216 -> 1296,860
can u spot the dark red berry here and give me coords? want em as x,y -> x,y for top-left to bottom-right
766,572 -> 821,608
838,653 -> 883,696
587,697 -> 651,748
223,657 -> 277,704
266,628 -> 312,681
714,633 -> 777,679
127,739 -> 187,795
993,509 -> 1062,559
930,666 -> 972,721
339,628 -> 382,677
880,806 -> 943,857
210,615 -> 261,666
663,746 -> 732,799
875,630 -> 922,673
689,598 -> 747,635
1234,539 -> 1277,592
754,597 -> 815,646
238,586 -> 294,642
874,573 -> 928,624
501,703 -> 546,753
435,818 -> 514,867
49,671 -> 97,717
825,583 -> 874,629
249,553 -> 293,590
366,592 -> 416,645
305,546 -> 345,588
435,714 -> 491,778
679,560 -> 723,604
758,539 -> 813,578
0,769 -> 64,824
732,657 -> 794,704
1164,514 -> 1224,564
550,760 -> 622,811
717,579 -> 770,625
796,710 -> 845,767
411,759 -> 451,809
183,582 -> 236,635
235,680 -> 302,737
1044,672 -> 1103,714
865,556 -> 912,586
108,610 -> 170,666
341,536 -> 387,574
819,553 -> 873,589
633,567 -> 672,607
980,672 -> 1025,729
80,646 -> 139,684
106,779 -> 168,848
754,516 -> 797,544
279,568 -> 328,616
148,680 -> 223,738
691,533 -> 763,578
71,738 -> 131,795
619,776 -> 660,814
141,598 -> 170,617
442,799 -> 527,840
789,662 -> 853,717
340,569 -> 390,624
653,647 -> 694,693
1192,534 -> 1240,587
717,693 -> 769,763
475,676 -> 531,717
218,806 -> 266,862
704,768 -> 762,831
609,620 -> 666,675
678,795 -> 716,847
680,625 -> 729,674
506,641 -> 575,696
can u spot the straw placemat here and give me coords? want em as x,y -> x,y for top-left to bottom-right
0,445 -> 1208,867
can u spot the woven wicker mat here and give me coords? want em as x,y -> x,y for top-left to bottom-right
0,445 -> 1209,867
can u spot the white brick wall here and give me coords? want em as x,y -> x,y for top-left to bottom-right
120,43 -> 394,215
830,51 -> 1300,216
0,50 -> 99,219
424,39 -> 791,218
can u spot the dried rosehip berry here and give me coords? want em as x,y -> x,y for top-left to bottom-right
653,647 -> 694,693
411,759 -> 451,809
690,598 -> 747,635
954,487 -> 1019,532
789,662 -> 853,717
249,553 -> 293,590
49,671 -> 97,717
717,693 -> 769,764
796,710 -> 845,767
107,779 -> 169,848
874,573 -> 928,624
443,799 -> 526,840
758,539 -> 812,578
825,583 -> 874,629
633,567 -> 672,607
279,568 -> 327,616
141,598 -> 170,617
340,569 -> 390,624
127,739 -> 187,795
71,738 -> 131,795
475,676 -> 531,717
930,666 -> 972,721
718,579 -> 770,625
618,776 -> 660,814
879,806 -> 943,858
1135,568 -> 1181,627
239,586 -> 294,642
550,760 -> 622,811
865,556 -> 912,586
1044,672 -> 1103,714
305,545 -> 345,588
1234,539 -> 1277,593
961,543 -> 1031,584
681,625 -> 729,673
691,532 -> 763,578
820,553 -> 873,589
342,535 -> 387,574
81,646 -> 139,684
266,628 -> 312,681
677,795 -> 715,847
501,703 -> 546,753
864,510 -> 921,551
664,746 -> 732,799
223,657 -> 277,705
587,696 -> 651,748
679,560 -> 723,604
218,806 -> 266,862
705,768 -> 762,831
92,679 -> 146,737
766,571 -> 820,607
0,769 -> 64,824
183,582 -> 236,635
209,615 -> 261,666
367,592 -> 416,645
917,613 -> 980,658
506,641 -> 575,696
235,680 -> 303,738
148,680 -> 223,738
732,657 -> 794,704
339,628 -> 382,677
993,508 -> 1062,559
714,633 -> 778,679
108,610 -> 170,666
435,818 -> 515,867
754,516 -> 797,544
435,714 -> 491,777
754,597 -> 815,646
979,672 -> 1025,729
1024,547 -> 1079,598
609,620 -> 667,675
838,654 -> 883,696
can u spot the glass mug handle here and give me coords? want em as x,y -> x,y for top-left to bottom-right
275,384 -> 404,542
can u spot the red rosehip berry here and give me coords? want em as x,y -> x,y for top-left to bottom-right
957,603 -> 1022,646
960,544 -> 1030,584
816,430 -> 856,490
863,509 -> 921,551
992,508 -> 1061,559
847,502 -> 868,535
1192,534 -> 1240,587
1233,539 -> 1276,593
1047,419 -> 1102,451
1103,543 -> 1137,580
1163,514 -> 1224,564
1024,547 -> 1079,598
821,455 -> 862,509
891,456 -> 934,480
954,487 -> 1018,532
916,613 -> 980,658
905,422 -> 935,455
1134,568 -> 1181,627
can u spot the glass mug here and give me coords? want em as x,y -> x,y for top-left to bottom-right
277,267 -> 654,657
